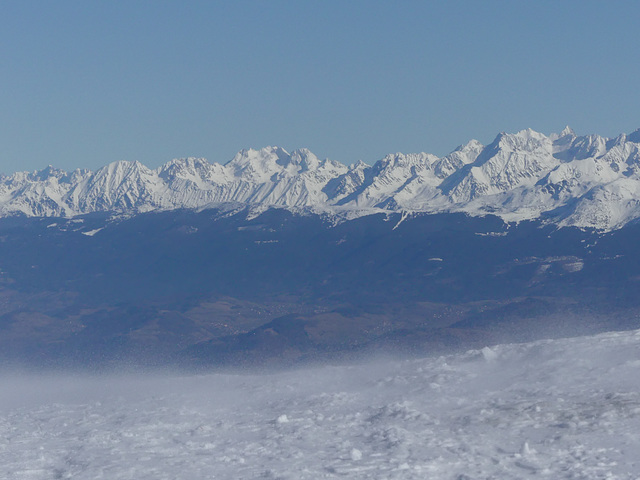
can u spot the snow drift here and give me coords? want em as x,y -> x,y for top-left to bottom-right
1,328 -> 640,479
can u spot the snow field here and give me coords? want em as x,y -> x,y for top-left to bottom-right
1,329 -> 640,479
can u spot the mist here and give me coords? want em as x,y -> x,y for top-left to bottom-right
2,329 -> 640,478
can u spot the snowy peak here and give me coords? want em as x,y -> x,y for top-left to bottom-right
287,148 -> 320,172
549,125 -> 576,142
441,129 -> 555,202
226,146 -> 292,181
3,127 -> 640,230
223,147 -> 345,185
433,140 -> 484,180
453,138 -> 485,153
157,157 -> 214,181
496,128 -> 550,148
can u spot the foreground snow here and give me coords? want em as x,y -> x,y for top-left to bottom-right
2,329 -> 640,479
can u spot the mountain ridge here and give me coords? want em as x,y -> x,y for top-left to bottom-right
3,127 -> 640,230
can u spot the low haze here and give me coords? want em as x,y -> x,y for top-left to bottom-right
2,1 -> 640,173
2,330 -> 640,478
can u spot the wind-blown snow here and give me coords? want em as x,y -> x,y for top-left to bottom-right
3,127 -> 640,230
2,329 -> 640,479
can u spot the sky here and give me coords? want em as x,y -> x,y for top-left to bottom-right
1,0 -> 640,174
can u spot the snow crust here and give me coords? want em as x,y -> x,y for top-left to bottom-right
3,127 -> 640,230
2,328 -> 640,479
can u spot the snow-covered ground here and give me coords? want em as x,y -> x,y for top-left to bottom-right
2,329 -> 640,479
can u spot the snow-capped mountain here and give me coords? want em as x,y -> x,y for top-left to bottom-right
3,127 -> 640,230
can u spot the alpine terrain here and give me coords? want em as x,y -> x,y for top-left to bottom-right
1,127 -> 640,367
2,126 -> 640,231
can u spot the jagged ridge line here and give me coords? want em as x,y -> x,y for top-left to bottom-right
2,127 -> 640,231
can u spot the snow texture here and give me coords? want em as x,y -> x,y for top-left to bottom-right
3,127 -> 640,230
2,328 -> 640,479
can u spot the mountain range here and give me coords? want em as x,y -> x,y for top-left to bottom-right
3,127 -> 640,368
4,126 -> 640,231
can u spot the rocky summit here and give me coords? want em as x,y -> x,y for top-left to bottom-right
3,127 -> 640,231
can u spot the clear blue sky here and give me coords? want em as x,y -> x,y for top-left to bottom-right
1,0 -> 639,173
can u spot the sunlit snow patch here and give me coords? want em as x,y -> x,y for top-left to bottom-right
81,228 -> 103,236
